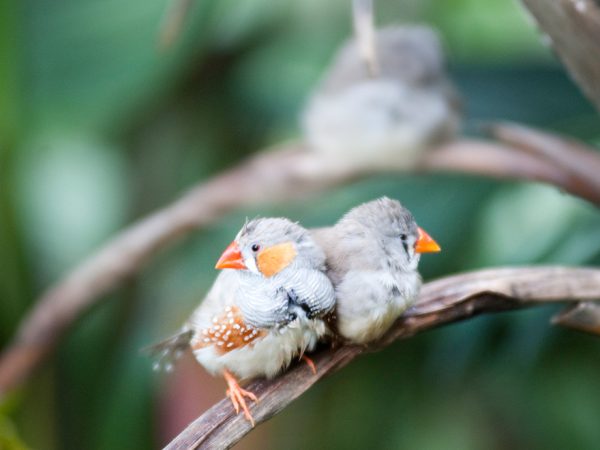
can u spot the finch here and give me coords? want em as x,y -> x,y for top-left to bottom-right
150,217 -> 335,425
312,197 -> 440,344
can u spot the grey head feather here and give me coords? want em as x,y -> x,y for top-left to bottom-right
323,197 -> 422,276
340,196 -> 418,240
237,217 -> 326,271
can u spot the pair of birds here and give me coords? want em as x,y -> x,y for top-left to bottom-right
152,197 -> 440,426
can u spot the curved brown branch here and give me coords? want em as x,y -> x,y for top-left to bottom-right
421,140 -> 578,196
423,126 -> 600,207
2,124 -> 600,397
164,266 -> 600,450
486,121 -> 600,199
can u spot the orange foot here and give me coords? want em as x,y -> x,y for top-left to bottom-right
302,355 -> 317,375
223,370 -> 258,427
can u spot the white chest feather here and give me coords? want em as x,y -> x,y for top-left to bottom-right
335,269 -> 421,344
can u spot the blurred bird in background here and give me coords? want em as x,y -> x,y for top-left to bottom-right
313,197 -> 440,344
302,25 -> 462,170
151,217 -> 335,425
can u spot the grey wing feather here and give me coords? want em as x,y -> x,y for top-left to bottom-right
286,268 -> 336,318
141,329 -> 194,372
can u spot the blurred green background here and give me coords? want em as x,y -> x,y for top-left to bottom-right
2,0 -> 600,449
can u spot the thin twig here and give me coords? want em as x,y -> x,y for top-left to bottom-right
164,266 -> 600,450
352,0 -> 379,77
2,125 -> 600,397
158,0 -> 195,50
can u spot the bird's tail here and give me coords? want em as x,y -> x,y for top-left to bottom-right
141,329 -> 194,372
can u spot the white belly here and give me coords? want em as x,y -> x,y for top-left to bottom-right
193,319 -> 327,381
335,270 -> 421,344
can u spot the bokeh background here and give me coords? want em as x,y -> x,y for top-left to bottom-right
2,0 -> 600,448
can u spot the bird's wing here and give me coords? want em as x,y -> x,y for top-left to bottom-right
142,329 -> 194,372
143,270 -> 240,371
285,268 -> 336,319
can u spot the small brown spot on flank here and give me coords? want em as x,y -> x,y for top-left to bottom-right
192,306 -> 266,354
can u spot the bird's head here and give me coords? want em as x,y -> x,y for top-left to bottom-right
343,197 -> 440,271
215,217 -> 323,277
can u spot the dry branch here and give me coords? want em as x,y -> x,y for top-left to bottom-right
421,139 -> 588,202
164,266 -> 600,450
520,0 -> 600,113
486,121 -> 600,200
2,124 -> 600,397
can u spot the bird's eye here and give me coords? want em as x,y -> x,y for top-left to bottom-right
251,244 -> 260,252
400,234 -> 407,241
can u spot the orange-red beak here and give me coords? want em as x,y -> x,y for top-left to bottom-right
215,241 -> 247,270
415,227 -> 441,253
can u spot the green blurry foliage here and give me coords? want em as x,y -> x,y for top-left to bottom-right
15,136 -> 129,282
473,184 -> 595,266
0,417 -> 29,450
0,397 -> 29,450
429,0 -> 546,62
1,0 -> 600,448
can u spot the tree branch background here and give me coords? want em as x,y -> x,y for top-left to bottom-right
2,0 -> 600,449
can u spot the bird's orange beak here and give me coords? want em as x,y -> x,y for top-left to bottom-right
215,241 -> 247,270
415,227 -> 441,253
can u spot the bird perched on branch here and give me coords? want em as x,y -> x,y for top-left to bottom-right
302,25 -> 461,171
312,197 -> 440,344
151,218 -> 335,425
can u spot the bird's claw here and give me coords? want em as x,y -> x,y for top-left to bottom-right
224,370 -> 258,427
302,355 -> 317,375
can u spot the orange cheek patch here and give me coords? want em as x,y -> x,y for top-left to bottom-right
256,242 -> 297,277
